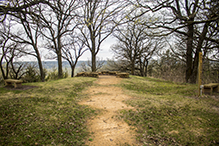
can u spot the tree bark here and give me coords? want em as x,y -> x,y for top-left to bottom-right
32,45 -> 45,82
91,27 -> 96,72
70,63 -> 77,77
91,51 -> 96,72
71,66 -> 75,77
139,59 -> 144,76
144,59 -> 149,77
190,22 -> 209,83
131,59 -> 135,75
37,55 -> 45,82
0,64 -> 7,79
186,21 -> 194,83
1,59 -> 11,79
57,36 -> 63,78
57,50 -> 63,78
0,57 -> 7,79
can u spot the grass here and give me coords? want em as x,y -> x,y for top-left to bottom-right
119,76 -> 219,146
0,77 -> 97,145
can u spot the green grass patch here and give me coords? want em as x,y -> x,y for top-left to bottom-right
119,76 -> 219,145
0,77 -> 97,145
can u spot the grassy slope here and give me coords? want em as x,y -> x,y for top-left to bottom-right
119,76 -> 219,146
0,77 -> 97,145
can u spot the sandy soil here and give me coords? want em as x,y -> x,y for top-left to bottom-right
79,75 -> 138,146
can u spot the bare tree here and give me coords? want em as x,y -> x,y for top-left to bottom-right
0,21 -> 11,79
112,20 -> 163,76
0,0 -> 53,22
0,21 -> 26,80
87,57 -> 105,71
0,19 -> 22,79
62,35 -> 88,77
79,62 -> 91,72
9,9 -> 46,81
105,59 -> 130,72
39,0 -> 80,78
134,0 -> 219,83
77,0 -> 131,72
79,57 -> 105,72
8,56 -> 27,80
0,0 -> 59,81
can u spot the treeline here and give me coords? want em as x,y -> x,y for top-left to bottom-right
105,50 -> 219,84
0,62 -> 69,83
0,0 -> 218,84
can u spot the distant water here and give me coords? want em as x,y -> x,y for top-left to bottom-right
22,61 -> 106,69
43,61 -> 71,69
22,61 -> 84,69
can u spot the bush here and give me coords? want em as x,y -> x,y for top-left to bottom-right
147,59 -> 186,83
46,67 -> 68,81
202,60 -> 219,83
63,68 -> 69,78
148,58 -> 219,84
22,64 -> 42,83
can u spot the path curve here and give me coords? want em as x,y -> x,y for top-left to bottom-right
79,75 -> 137,146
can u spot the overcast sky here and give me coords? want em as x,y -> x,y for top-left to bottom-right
79,36 -> 116,61
18,36 -> 116,62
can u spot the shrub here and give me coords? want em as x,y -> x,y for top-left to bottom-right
22,64 -> 41,83
46,67 -> 69,81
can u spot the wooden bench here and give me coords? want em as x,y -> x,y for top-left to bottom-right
100,71 -> 118,75
203,83 -> 219,95
75,72 -> 99,78
116,72 -> 129,78
4,79 -> 23,88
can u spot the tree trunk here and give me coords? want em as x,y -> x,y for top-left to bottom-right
131,61 -> 135,75
190,22 -> 209,83
139,59 -> 144,76
5,62 -> 10,79
0,65 -> 7,79
91,51 -> 96,72
144,60 -> 149,77
35,48 -> 45,82
57,50 -> 63,78
37,57 -> 45,82
186,22 -> 194,83
71,65 -> 75,77
90,27 -> 96,72
0,58 -> 7,79
57,36 -> 63,78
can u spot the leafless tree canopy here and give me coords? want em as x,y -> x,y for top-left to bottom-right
133,0 -> 219,83
76,0 -> 132,72
112,16 -> 164,76
0,0 -> 218,82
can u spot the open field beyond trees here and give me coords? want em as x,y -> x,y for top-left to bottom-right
0,76 -> 219,145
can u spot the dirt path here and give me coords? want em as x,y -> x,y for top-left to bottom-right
79,75 -> 137,146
